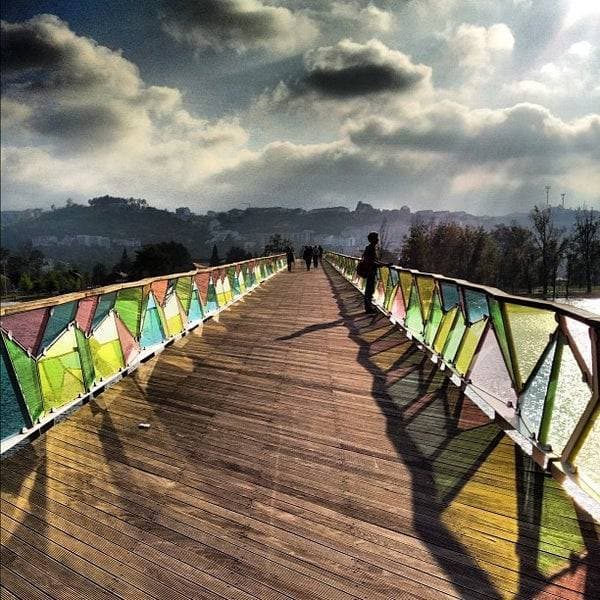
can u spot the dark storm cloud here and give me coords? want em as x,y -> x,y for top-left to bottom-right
160,0 -> 317,54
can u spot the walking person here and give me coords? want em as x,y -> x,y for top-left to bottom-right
285,246 -> 295,272
303,246 -> 313,271
317,245 -> 324,265
312,245 -> 319,269
362,232 -> 379,314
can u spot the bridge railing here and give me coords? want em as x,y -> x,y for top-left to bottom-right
326,251 -> 599,503
0,254 -> 286,452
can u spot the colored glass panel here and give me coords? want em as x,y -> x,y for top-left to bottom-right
469,327 -> 517,409
433,306 -> 458,354
455,319 -> 487,376
424,291 -> 443,347
442,310 -> 467,363
74,327 -> 95,391
188,288 -> 203,322
206,278 -> 219,312
542,341 -> 592,454
416,276 -> 435,322
440,283 -> 460,311
76,297 -> 98,333
92,292 -> 116,330
563,316 -> 593,375
115,316 -> 140,365
404,285 -> 424,340
0,307 -> 48,354
244,266 -> 253,289
385,269 -> 399,311
488,298 -> 514,380
164,293 -> 184,336
140,296 -> 165,348
390,286 -> 406,322
518,340 -> 556,439
228,268 -> 240,298
572,405 -> 599,494
215,278 -> 227,306
464,290 -> 489,323
38,329 -> 85,410
89,314 -> 124,382
3,334 -> 43,422
40,301 -> 77,351
194,272 -> 210,305
505,303 -> 556,389
1,348 -> 30,439
399,272 -> 413,307
175,277 -> 193,314
115,287 -> 143,338
238,271 -> 246,294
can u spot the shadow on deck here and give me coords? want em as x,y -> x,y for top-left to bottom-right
1,262 -> 598,600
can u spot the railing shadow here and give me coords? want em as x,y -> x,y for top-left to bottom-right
323,262 -> 598,600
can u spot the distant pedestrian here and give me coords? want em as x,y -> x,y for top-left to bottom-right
312,245 -> 319,268
285,246 -> 295,272
318,245 -> 324,264
362,232 -> 379,314
303,246 -> 313,271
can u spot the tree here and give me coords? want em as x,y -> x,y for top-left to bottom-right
400,220 -> 429,271
209,244 -> 221,266
114,248 -> 132,275
530,206 -> 565,299
18,272 -> 34,293
91,263 -> 108,286
571,207 -> 600,293
131,242 -> 193,278
225,246 -> 252,263
264,234 -> 290,255
492,224 -> 536,293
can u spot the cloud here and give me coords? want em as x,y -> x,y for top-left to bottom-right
160,0 -> 318,55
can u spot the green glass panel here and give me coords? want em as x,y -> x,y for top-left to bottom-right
519,341 -> 556,439
92,292 -> 116,330
115,287 -> 143,338
440,283 -> 459,311
206,281 -> 219,312
404,285 -> 424,340
4,334 -> 43,421
89,316 -> 124,382
464,290 -> 489,323
1,347 -> 31,439
488,298 -> 514,380
455,319 -> 487,376
541,341 -> 592,453
399,272 -> 413,307
505,303 -> 557,389
74,327 -> 95,391
175,277 -> 193,314
40,301 -> 77,351
228,268 -> 240,297
424,291 -> 443,346
385,269 -> 399,311
572,406 -> 599,495
416,276 -> 435,322
433,307 -> 458,354
442,310 -> 467,363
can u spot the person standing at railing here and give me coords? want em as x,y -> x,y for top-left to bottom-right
285,246 -> 295,272
362,232 -> 379,314
303,246 -> 313,271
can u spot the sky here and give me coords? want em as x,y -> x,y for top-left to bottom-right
1,0 -> 599,215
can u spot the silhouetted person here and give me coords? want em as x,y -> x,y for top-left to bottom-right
363,232 -> 379,313
285,246 -> 295,272
303,246 -> 313,271
312,245 -> 319,268
317,245 -> 324,264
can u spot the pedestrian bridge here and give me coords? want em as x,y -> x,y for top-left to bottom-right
1,254 -> 598,599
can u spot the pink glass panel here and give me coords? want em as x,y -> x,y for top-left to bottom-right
0,308 -> 48,354
151,280 -> 169,306
76,297 -> 98,334
115,316 -> 140,365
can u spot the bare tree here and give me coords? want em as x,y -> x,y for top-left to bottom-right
530,206 -> 565,299
571,207 -> 600,293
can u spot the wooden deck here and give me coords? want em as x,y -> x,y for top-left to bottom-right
1,262 -> 598,600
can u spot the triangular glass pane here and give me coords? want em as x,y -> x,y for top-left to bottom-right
0,307 -> 48,354
404,285 -> 424,340
541,339 -> 593,454
151,280 -> 169,306
390,286 -> 406,322
563,316 -> 592,375
115,316 -> 140,365
424,291 -> 443,346
89,314 -> 124,382
416,276 -> 435,322
518,340 -> 556,440
505,303 -> 556,389
92,292 -> 116,331
140,303 -> 165,349
469,327 -> 517,411
464,290 -> 489,323
3,334 -> 43,422
1,345 -> 31,437
488,298 -> 514,381
440,283 -> 460,311
115,287 -> 143,339
175,277 -> 193,314
399,272 -> 413,308
194,272 -> 210,305
455,319 -> 487,376
442,310 -> 467,363
433,306 -> 458,354
40,301 -> 77,352
74,327 -> 95,391
572,405 -> 599,494
76,297 -> 98,334
188,288 -> 204,322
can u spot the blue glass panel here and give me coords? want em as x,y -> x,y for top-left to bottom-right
441,283 -> 460,311
1,346 -> 30,440
92,292 -> 116,330
40,301 -> 77,350
465,290 -> 489,323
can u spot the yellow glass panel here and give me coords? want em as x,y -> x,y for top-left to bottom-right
433,306 -> 458,354
455,319 -> 487,376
